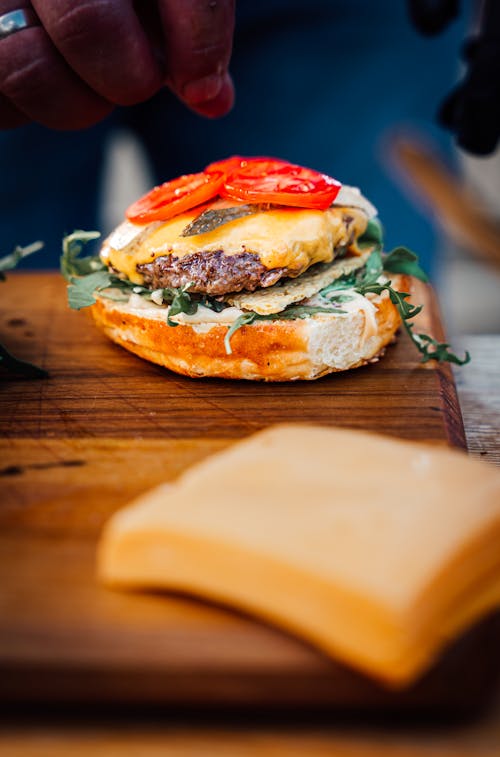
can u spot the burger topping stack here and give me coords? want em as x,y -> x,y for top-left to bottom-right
61,156 -> 469,376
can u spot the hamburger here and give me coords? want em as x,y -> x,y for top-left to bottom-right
62,157 -> 468,380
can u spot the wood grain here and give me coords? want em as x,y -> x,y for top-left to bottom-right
455,336 -> 500,467
1,715 -> 500,757
0,272 -> 478,712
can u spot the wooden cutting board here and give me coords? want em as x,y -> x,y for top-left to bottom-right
2,271 -> 484,711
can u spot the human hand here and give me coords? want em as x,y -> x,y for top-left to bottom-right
0,0 -> 235,130
408,0 -> 500,155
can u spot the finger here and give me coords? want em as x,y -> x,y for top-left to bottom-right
439,87 -> 500,155
31,0 -> 163,105
158,0 -> 235,116
0,23 -> 113,129
0,92 -> 29,128
188,70 -> 235,118
439,40 -> 500,155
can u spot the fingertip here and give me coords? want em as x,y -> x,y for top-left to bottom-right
188,72 -> 235,119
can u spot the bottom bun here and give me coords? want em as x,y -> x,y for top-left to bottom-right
91,278 -> 405,381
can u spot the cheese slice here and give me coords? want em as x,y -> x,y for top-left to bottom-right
226,251 -> 371,315
98,425 -> 500,687
101,202 -> 368,286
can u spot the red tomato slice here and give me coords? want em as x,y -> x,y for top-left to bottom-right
205,155 -> 248,176
126,171 -> 225,225
206,155 -> 293,179
221,160 -> 342,210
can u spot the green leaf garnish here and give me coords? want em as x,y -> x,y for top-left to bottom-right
60,230 -> 102,281
354,257 -> 467,364
403,324 -> 470,365
318,249 -> 468,365
0,240 -> 47,378
61,230 -> 111,309
163,284 -> 199,326
67,270 -> 113,309
0,241 -> 44,280
200,295 -> 226,313
61,230 -> 138,309
319,271 -> 358,295
363,248 -> 384,285
383,247 -> 429,283
356,218 -> 384,251
263,304 -> 346,320
0,342 -> 48,378
324,293 -> 356,304
224,312 -> 257,354
60,235 -> 228,324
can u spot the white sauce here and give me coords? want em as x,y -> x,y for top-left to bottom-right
304,288 -> 379,343
125,293 -> 243,324
123,272 -> 383,344
172,305 -> 244,325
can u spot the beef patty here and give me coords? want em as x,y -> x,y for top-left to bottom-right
137,250 -> 292,295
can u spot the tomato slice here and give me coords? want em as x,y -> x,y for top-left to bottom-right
205,155 -> 249,176
206,155 -> 293,180
221,160 -> 341,210
126,171 -> 225,225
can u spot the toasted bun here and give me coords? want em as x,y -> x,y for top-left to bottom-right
91,276 -> 405,381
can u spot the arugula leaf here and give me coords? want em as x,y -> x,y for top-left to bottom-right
224,312 -> 257,354
403,324 -> 470,365
163,284 -> 199,326
355,278 -> 468,365
356,217 -> 384,251
103,280 -> 151,301
67,270 -> 113,309
261,304 -> 345,321
383,247 -> 429,283
60,230 -> 102,281
319,270 -> 358,295
355,223 -> 428,283
318,249 -> 468,365
0,241 -> 44,280
321,250 -> 382,296
224,304 -> 344,355
0,342 -> 48,378
61,230 -> 115,309
200,295 -> 227,313
324,293 -> 355,304
363,248 -> 384,285
0,240 -> 47,378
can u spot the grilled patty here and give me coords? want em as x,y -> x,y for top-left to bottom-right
137,250 -> 292,295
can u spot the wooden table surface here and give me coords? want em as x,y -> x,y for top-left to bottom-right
0,272 -> 499,755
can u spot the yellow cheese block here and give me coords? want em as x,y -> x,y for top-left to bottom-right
98,425 -> 500,687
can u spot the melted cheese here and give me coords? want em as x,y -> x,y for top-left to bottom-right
226,252 -> 371,315
98,425 -> 500,687
102,202 -> 368,286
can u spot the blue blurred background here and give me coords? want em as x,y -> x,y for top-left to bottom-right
0,0 -> 468,274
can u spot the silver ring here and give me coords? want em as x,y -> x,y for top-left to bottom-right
0,9 -> 40,40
